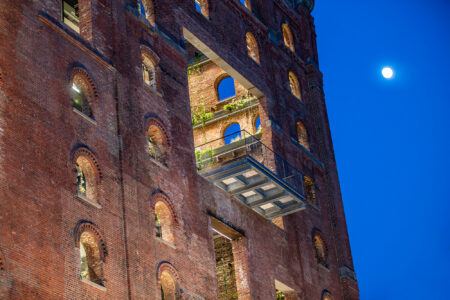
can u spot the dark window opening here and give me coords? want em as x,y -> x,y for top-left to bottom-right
62,0 -> 80,33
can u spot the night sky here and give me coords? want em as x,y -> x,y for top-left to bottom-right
313,0 -> 450,298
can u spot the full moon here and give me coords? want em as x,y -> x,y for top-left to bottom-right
382,67 -> 394,79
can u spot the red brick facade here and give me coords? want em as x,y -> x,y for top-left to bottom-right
0,0 -> 358,299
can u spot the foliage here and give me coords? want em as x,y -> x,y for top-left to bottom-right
187,53 -> 206,77
223,97 -> 252,112
192,102 -> 213,127
195,148 -> 214,169
276,290 -> 286,300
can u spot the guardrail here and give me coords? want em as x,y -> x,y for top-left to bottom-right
195,130 -> 304,195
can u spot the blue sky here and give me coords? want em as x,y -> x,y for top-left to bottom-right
313,0 -> 450,299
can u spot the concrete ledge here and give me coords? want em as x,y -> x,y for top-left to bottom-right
73,108 -> 97,126
156,237 -> 176,249
77,194 -> 102,209
81,278 -> 106,292
339,265 -> 358,282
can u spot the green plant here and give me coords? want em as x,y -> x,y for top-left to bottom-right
191,103 -> 213,127
276,290 -> 286,300
223,97 -> 252,112
195,148 -> 214,169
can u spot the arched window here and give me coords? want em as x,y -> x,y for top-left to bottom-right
313,231 -> 327,266
70,67 -> 97,119
322,291 -> 334,300
246,33 -> 260,64
72,80 -> 92,118
142,53 -> 157,89
76,223 -> 107,286
72,147 -> 102,206
75,156 -> 98,202
296,121 -> 309,150
155,201 -> 175,244
255,116 -> 261,133
282,24 -> 295,52
160,270 -> 177,300
138,0 -> 155,25
289,71 -> 302,100
194,0 -> 209,17
303,176 -> 317,205
148,125 -> 167,164
217,77 -> 236,101
239,0 -> 250,10
146,119 -> 170,166
224,123 -> 242,144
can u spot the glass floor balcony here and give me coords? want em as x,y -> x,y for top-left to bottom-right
195,131 -> 306,219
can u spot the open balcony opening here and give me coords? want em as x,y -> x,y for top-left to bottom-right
184,28 -> 306,220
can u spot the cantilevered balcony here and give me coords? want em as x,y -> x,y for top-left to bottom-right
195,130 -> 306,219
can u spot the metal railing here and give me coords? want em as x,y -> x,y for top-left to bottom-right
195,130 -> 305,195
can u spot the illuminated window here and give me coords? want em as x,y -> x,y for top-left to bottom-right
79,230 -> 104,286
155,201 -> 175,244
246,32 -> 260,64
224,123 -> 242,144
296,121 -> 309,150
322,291 -> 334,300
62,0 -> 80,33
303,176 -> 317,205
160,270 -> 177,300
313,232 -> 327,266
142,53 -> 157,89
289,71 -> 302,100
146,119 -> 170,166
218,77 -> 236,101
282,24 -> 295,52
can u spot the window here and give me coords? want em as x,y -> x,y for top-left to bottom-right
75,155 -> 99,203
322,291 -> 333,300
275,280 -> 296,300
72,82 -> 92,118
239,0 -> 250,10
303,176 -> 317,205
246,32 -> 260,64
255,116 -> 261,133
160,270 -> 177,300
296,121 -> 309,150
148,124 -> 168,165
78,229 -> 105,286
224,123 -> 242,144
194,0 -> 209,17
142,53 -> 157,89
138,0 -> 155,25
217,77 -> 236,101
289,71 -> 301,100
282,24 -> 295,52
313,232 -> 327,266
62,0 -> 80,33
155,201 -> 175,244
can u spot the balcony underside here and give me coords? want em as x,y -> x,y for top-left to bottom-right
199,155 -> 306,219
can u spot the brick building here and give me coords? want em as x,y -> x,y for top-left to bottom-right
0,0 -> 359,299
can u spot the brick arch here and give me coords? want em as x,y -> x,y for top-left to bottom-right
69,66 -> 99,104
151,192 -> 179,227
140,44 -> 160,65
214,73 -> 235,101
157,261 -> 182,284
71,146 -> 103,180
74,221 -> 108,261
144,117 -> 171,149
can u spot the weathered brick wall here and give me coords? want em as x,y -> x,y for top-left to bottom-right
0,0 -> 359,299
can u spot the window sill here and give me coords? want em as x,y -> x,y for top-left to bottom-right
81,278 -> 106,291
290,137 -> 324,169
77,194 -> 102,209
318,263 -> 330,272
156,237 -> 176,249
149,156 -> 169,171
144,82 -> 163,98
73,108 -> 97,125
